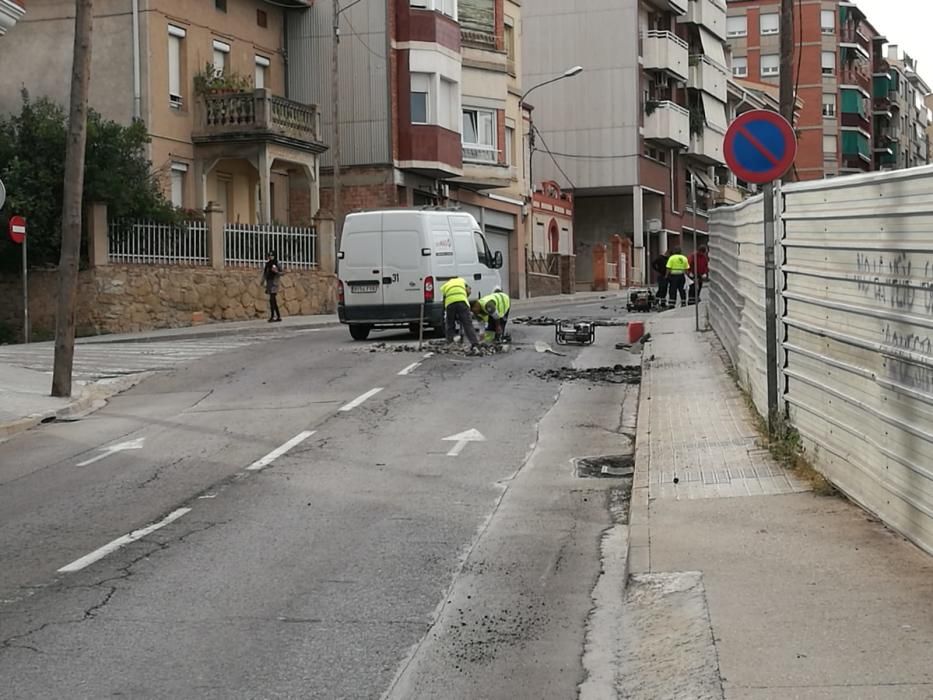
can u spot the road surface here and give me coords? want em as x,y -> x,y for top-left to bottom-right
0,297 -> 639,699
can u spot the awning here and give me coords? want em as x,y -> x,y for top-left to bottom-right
688,167 -> 716,191
701,93 -> 728,131
699,28 -> 727,70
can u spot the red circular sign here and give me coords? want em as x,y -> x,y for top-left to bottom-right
723,110 -> 797,185
8,215 -> 25,244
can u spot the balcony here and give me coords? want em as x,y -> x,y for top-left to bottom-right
688,55 -> 728,101
644,101 -> 690,148
193,89 -> 324,152
689,125 -> 725,165
643,31 -> 689,81
0,0 -> 25,36
841,129 -> 872,169
678,0 -> 727,40
644,0 -> 688,16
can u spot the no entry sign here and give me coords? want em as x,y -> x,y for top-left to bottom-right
724,110 -> 797,185
8,215 -> 26,244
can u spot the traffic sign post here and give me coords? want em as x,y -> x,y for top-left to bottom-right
8,216 -> 29,344
724,110 -> 797,434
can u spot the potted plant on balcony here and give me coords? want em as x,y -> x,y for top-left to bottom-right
689,103 -> 705,137
193,63 -> 252,96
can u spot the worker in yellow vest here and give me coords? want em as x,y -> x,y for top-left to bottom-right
665,247 -> 691,307
471,290 -> 511,342
440,277 -> 480,349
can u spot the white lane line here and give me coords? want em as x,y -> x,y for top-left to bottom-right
398,362 -> 421,376
57,508 -> 192,574
423,352 -> 434,358
339,387 -> 384,412
246,430 -> 316,471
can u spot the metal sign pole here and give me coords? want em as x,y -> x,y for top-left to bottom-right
763,181 -> 778,433
691,173 -> 699,332
22,234 -> 29,344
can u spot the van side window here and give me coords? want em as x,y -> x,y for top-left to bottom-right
474,231 -> 493,267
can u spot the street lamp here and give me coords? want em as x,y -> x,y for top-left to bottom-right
520,66 -> 583,197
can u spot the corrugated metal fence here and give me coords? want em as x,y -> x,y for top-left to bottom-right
709,167 -> 933,555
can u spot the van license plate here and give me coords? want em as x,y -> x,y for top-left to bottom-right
351,284 -> 378,293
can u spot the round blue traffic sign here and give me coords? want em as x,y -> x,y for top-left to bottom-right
723,110 -> 797,185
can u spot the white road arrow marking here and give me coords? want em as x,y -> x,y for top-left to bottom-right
76,437 -> 146,467
443,428 -> 486,457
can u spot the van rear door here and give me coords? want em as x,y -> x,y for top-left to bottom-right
381,212 -> 426,308
341,213 -> 383,307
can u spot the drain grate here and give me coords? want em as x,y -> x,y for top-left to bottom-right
575,454 -> 635,479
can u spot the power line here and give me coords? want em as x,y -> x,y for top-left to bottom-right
532,125 -> 577,190
343,14 -> 385,61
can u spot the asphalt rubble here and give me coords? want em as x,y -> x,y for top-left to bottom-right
512,316 -> 629,327
367,340 -> 513,356
530,364 -> 642,385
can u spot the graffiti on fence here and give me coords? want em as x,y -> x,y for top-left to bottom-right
853,252 -> 933,313
880,322 -> 933,393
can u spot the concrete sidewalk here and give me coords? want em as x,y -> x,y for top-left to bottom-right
621,307 -> 933,699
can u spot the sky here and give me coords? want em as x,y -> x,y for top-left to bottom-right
855,0 -> 933,86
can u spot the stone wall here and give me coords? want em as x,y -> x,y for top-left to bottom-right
0,265 -> 337,338
527,272 -> 562,298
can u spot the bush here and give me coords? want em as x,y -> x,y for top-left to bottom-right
0,91 -> 177,271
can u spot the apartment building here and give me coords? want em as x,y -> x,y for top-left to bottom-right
876,46 -> 931,171
523,0 -> 736,285
726,0 -> 929,179
0,0 -> 325,226
0,0 -> 25,36
286,0 -> 528,296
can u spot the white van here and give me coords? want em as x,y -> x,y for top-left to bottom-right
337,209 -> 504,340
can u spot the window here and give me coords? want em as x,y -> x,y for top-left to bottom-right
257,9 -> 268,27
727,15 -> 747,37
822,94 -> 836,118
438,77 -> 458,131
821,9 -> 835,34
761,54 -> 779,77
505,126 -> 515,167
215,173 -> 232,215
760,13 -> 779,35
732,56 -> 748,77
823,135 -> 837,155
410,0 -> 454,19
474,231 -> 492,267
168,25 -> 186,107
215,0 -> 227,11
410,72 -> 430,124
504,22 -> 516,74
822,51 -> 835,76
170,162 -> 187,207
255,55 -> 270,89
462,107 -> 496,162
213,40 -> 230,74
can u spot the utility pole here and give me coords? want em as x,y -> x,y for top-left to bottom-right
332,0 -> 342,251
52,0 -> 94,398
779,0 -> 795,128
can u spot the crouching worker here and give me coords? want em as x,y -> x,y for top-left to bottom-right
471,290 -> 511,343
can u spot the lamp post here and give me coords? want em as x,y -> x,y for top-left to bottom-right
520,66 -> 583,198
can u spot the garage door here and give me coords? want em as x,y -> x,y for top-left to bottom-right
485,228 -> 511,296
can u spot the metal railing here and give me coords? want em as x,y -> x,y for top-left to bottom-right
463,144 -> 498,164
644,29 -> 688,49
108,219 -> 209,265
224,223 -> 317,269
527,251 -> 559,276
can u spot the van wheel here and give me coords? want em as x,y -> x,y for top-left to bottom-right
349,324 -> 372,341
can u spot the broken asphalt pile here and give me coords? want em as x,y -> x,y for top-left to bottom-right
368,341 -> 512,356
530,364 -> 642,385
511,316 -> 629,327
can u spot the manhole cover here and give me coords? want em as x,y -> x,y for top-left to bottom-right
575,455 -> 635,479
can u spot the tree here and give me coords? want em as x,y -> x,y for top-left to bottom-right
0,93 -> 175,271
52,0 -> 95,398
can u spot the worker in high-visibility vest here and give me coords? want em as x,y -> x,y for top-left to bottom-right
471,290 -> 511,342
440,277 -> 480,349
665,247 -> 691,307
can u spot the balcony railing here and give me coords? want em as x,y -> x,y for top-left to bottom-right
643,31 -> 689,80
644,101 -> 690,148
679,0 -> 727,41
688,55 -> 728,101
194,89 -> 319,144
689,125 -> 725,165
462,144 -> 499,164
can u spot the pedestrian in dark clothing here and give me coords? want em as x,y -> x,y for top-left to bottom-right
688,245 -> 710,301
263,251 -> 283,322
652,250 -> 671,306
